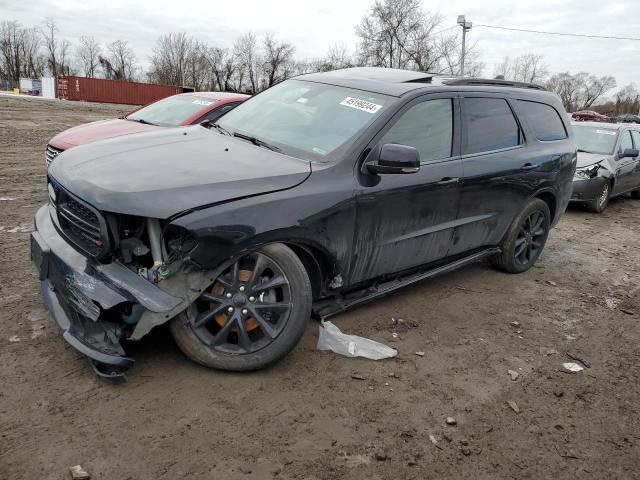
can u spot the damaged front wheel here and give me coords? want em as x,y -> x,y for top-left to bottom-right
170,243 -> 312,371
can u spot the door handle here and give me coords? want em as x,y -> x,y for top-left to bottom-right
437,177 -> 459,185
520,163 -> 540,171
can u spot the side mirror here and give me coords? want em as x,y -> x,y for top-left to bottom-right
364,144 -> 420,175
621,148 -> 639,158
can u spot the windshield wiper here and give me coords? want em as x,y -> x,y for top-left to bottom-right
577,148 -> 595,153
233,132 -> 281,152
201,121 -> 232,136
129,118 -> 157,126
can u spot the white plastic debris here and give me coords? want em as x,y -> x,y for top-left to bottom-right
317,321 -> 397,360
562,362 -> 584,373
69,465 -> 90,480
605,297 -> 620,310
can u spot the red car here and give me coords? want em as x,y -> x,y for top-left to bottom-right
46,92 -> 249,166
571,110 -> 610,122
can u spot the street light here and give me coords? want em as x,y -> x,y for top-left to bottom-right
457,15 -> 473,77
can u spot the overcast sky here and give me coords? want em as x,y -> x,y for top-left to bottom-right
3,0 -> 640,91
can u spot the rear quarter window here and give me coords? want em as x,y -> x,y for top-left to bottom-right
516,100 -> 567,141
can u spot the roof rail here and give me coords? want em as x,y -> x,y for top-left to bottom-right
443,78 -> 546,91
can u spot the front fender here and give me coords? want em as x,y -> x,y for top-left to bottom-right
171,181 -> 356,285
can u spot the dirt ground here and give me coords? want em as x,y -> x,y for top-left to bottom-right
1,95 -> 639,480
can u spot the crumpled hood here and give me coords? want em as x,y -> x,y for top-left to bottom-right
49,118 -> 159,150
48,126 -> 312,218
576,151 -> 609,168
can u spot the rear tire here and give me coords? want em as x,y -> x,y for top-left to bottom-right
491,198 -> 550,274
170,243 -> 312,371
630,189 -> 640,199
587,182 -> 610,213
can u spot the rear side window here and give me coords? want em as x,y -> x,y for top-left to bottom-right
380,98 -> 453,163
516,100 -> 567,141
631,130 -> 640,148
198,103 -> 239,124
464,98 -> 520,155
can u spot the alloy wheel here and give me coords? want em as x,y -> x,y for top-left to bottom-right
191,252 -> 292,354
598,183 -> 609,208
514,211 -> 547,266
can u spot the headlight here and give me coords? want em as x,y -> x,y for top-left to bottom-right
574,164 -> 601,179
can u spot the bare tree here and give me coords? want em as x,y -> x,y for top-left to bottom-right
547,72 -> 616,111
312,43 -> 355,72
1,21 -> 25,82
355,0 -> 483,76
148,32 -> 192,85
104,39 -> 137,80
355,0 -> 428,69
493,53 -> 548,84
41,18 -> 72,77
184,39 -> 211,90
262,33 -> 295,88
615,84 -> 640,115
76,36 -> 101,77
234,32 -> 261,93
437,33 -> 483,77
582,74 -> 616,109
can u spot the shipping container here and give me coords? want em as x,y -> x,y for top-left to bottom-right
56,76 -> 184,105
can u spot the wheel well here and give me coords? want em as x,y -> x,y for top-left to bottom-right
285,243 -> 332,300
535,191 -> 557,221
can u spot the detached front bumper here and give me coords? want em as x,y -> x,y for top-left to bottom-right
570,176 -> 607,202
31,204 -> 182,379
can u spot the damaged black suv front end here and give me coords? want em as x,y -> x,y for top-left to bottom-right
31,122 -> 313,382
31,179 -> 194,382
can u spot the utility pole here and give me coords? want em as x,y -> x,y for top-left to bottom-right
457,15 -> 473,77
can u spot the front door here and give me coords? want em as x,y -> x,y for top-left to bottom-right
614,129 -> 639,194
349,95 -> 463,283
630,130 -> 640,191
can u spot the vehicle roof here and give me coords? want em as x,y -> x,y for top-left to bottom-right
297,67 -> 550,98
571,121 -> 637,131
179,92 -> 250,101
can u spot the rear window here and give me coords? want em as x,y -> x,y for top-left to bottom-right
516,100 -> 567,141
464,98 -> 520,155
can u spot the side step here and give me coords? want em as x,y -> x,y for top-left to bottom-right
314,248 -> 500,319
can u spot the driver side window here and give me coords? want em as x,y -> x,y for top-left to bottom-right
380,99 -> 453,164
619,130 -> 633,154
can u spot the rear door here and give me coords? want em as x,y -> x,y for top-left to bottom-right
613,129 -> 638,194
349,94 -> 463,282
449,95 -> 540,256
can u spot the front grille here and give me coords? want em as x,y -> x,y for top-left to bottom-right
45,145 -> 64,167
49,179 -> 109,258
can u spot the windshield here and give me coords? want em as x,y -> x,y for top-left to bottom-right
572,125 -> 618,155
217,79 -> 391,159
127,95 -> 217,126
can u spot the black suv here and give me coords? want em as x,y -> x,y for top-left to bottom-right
31,68 -> 576,380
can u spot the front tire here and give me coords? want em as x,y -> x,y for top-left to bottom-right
587,182 -> 610,213
170,243 -> 312,371
630,189 -> 640,199
491,198 -> 550,274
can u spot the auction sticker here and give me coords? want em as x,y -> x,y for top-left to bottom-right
340,97 -> 383,113
595,129 -> 616,135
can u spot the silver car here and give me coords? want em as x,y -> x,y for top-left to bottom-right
570,122 -> 640,212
